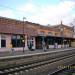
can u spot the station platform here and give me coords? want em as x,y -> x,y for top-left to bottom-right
0,47 -> 75,57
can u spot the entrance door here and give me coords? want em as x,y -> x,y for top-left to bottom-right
36,37 -> 42,49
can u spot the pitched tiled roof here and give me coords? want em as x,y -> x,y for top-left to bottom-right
0,16 -> 38,36
51,24 -> 72,30
0,16 -> 72,37
39,25 -> 60,31
0,16 -> 60,36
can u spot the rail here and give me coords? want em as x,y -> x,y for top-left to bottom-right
0,48 -> 75,75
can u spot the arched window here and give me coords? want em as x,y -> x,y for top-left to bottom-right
48,32 -> 52,35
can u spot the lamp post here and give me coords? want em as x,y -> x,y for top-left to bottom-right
23,17 -> 26,53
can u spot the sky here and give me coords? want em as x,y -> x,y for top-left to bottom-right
0,0 -> 75,26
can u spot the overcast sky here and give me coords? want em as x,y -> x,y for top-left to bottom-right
0,0 -> 75,25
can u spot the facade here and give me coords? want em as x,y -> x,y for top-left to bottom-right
0,16 -> 75,52
35,24 -> 74,49
0,17 -> 37,52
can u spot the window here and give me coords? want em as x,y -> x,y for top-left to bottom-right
48,32 -> 52,35
11,35 -> 25,47
29,37 -> 33,40
12,35 -> 16,39
31,41 -> 34,46
47,39 -> 54,45
55,33 -> 58,36
27,37 -> 34,46
39,31 -> 45,36
1,39 -> 6,47
1,35 -> 6,47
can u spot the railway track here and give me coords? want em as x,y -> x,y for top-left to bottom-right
0,49 -> 75,75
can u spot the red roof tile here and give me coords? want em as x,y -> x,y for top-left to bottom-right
0,17 -> 38,36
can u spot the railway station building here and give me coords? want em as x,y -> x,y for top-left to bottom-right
0,16 -> 75,52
